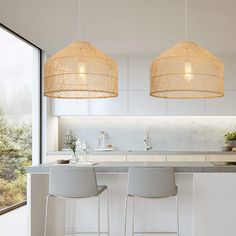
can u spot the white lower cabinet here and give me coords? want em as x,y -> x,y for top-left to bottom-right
193,173 -> 236,236
45,154 -> 86,163
167,155 -> 206,162
45,155 -> 70,163
206,154 -> 236,162
86,155 -> 126,162
126,155 -> 166,162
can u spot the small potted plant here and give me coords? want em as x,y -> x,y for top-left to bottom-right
64,133 -> 78,163
224,130 -> 236,149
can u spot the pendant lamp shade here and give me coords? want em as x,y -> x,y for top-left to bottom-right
150,41 -> 224,99
44,41 -> 118,99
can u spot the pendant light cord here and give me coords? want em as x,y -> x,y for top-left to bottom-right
185,0 -> 188,40
78,0 -> 82,40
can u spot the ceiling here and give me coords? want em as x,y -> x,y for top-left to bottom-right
0,0 -> 235,56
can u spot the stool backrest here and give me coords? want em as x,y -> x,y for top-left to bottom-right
49,167 -> 99,198
127,167 -> 177,198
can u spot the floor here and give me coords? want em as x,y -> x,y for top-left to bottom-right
0,206 -> 27,236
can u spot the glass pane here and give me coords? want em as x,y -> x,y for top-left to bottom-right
0,27 -> 39,210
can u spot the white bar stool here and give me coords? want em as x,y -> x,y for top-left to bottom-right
124,167 -> 179,236
44,166 -> 109,236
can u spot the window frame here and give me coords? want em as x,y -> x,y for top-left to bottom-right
0,23 -> 43,214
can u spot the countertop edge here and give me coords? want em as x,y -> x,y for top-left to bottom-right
27,162 -> 236,173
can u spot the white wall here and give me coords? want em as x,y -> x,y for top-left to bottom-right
58,116 -> 236,151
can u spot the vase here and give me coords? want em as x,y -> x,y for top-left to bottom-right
225,140 -> 236,147
70,152 -> 78,164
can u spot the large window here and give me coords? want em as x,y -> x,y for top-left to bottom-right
0,26 -> 41,212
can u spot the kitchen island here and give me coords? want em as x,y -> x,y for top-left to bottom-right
27,161 -> 236,236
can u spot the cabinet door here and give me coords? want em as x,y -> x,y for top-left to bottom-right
206,91 -> 236,115
194,173 -> 236,236
111,55 -> 128,91
128,91 -> 166,115
45,154 -> 86,163
166,99 -> 205,116
86,155 -> 126,162
51,98 -> 89,116
206,155 -> 236,162
128,55 -> 153,90
127,155 -> 166,162
166,155 -> 206,162
90,91 -> 128,115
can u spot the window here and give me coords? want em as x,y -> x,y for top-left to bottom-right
0,26 -> 41,212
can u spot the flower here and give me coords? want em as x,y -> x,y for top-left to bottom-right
64,133 -> 78,154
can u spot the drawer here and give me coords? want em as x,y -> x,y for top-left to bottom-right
207,155 -> 236,162
126,155 -> 166,162
45,154 -> 86,163
166,155 -> 206,162
86,155 -> 126,162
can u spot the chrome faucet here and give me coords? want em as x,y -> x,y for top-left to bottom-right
144,129 -> 152,151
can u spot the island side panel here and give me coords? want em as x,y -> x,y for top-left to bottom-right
194,173 -> 236,236
27,173 -> 65,236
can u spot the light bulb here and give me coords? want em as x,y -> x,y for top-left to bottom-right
184,62 -> 193,82
78,63 -> 86,80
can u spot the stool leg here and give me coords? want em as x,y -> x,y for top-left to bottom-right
107,189 -> 110,236
97,195 -> 101,236
124,195 -> 128,236
44,195 -> 50,236
132,197 -> 134,236
176,195 -> 179,236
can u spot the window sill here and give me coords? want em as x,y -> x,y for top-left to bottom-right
0,201 -> 27,216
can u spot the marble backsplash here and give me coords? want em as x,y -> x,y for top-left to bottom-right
57,116 -> 236,152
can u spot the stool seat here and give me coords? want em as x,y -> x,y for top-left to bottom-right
127,167 -> 177,198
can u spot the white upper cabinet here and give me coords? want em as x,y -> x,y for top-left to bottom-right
167,99 -> 205,116
111,55 -> 128,91
205,91 -> 236,116
90,91 -> 128,115
51,55 -> 128,116
128,55 -> 153,90
221,55 -> 236,90
127,55 -> 166,116
50,55 -> 236,116
51,98 -> 89,116
129,91 -> 166,115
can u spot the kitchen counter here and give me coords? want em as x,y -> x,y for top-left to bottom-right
28,161 -> 236,236
47,150 -> 236,155
27,161 -> 236,173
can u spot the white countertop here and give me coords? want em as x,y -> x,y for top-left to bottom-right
27,161 -> 236,173
47,150 -> 236,155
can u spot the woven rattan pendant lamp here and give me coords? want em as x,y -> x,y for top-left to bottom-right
150,0 -> 224,99
44,0 -> 118,99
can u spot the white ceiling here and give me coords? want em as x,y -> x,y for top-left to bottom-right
0,0 -> 235,56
